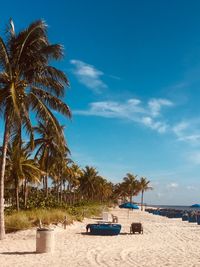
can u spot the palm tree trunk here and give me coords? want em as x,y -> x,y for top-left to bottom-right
60,183 -> 63,203
57,182 -> 59,202
72,191 -> 76,205
15,176 -> 19,211
24,178 -> 27,208
141,190 -> 144,211
0,118 -> 10,239
45,156 -> 49,197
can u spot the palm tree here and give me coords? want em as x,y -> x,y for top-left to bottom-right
66,163 -> 82,204
113,183 -> 129,204
34,121 -> 68,196
49,153 -> 72,202
79,166 -> 101,201
0,20 -> 70,239
139,177 -> 153,211
122,173 -> 140,203
97,178 -> 113,202
5,141 -> 42,211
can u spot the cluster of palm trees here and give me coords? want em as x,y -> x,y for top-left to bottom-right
3,147 -> 114,210
114,173 -> 152,211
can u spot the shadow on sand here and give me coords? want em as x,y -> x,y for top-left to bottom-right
1,251 -> 36,255
78,232 -> 133,236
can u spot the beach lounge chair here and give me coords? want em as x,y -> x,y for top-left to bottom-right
102,212 -> 112,222
111,214 -> 118,223
130,223 -> 143,234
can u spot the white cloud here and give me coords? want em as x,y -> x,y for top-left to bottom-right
173,121 -> 189,137
173,120 -> 200,144
74,99 -> 144,118
148,99 -> 173,117
70,59 -> 107,92
74,98 -> 173,133
141,116 -> 168,133
167,182 -> 179,189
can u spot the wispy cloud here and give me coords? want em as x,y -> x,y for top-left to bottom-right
141,116 -> 168,133
70,59 -> 107,93
167,182 -> 179,189
173,120 -> 200,144
148,99 -> 173,117
74,98 -> 173,133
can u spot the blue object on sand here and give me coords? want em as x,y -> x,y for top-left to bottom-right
197,215 -> 200,225
190,204 -> 200,208
182,215 -> 189,221
188,216 -> 197,223
119,202 -> 139,209
87,224 -> 121,235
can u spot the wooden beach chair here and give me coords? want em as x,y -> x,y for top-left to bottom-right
130,222 -> 143,234
111,214 -> 118,223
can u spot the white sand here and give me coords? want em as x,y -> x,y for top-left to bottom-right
1,207 -> 200,266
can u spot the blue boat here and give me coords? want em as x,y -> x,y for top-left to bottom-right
86,224 -> 121,235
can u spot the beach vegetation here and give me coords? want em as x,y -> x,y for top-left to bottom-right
5,203 -> 104,232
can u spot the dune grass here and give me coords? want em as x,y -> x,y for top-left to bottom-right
5,202 -> 105,233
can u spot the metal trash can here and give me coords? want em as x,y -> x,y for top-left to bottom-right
36,228 -> 55,253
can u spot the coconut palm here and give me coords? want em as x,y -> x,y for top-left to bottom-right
139,177 -> 153,211
33,121 -> 68,196
79,166 -> 101,201
49,154 -> 72,202
97,178 -> 113,202
65,163 -> 82,204
113,183 -> 129,203
2,140 -> 42,211
0,19 -> 70,239
122,173 -> 140,203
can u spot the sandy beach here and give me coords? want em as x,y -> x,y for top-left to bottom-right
1,207 -> 200,267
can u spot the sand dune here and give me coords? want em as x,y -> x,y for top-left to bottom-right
1,207 -> 200,266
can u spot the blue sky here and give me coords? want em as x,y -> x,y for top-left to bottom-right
1,0 -> 200,205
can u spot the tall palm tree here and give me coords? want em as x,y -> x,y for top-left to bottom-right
122,173 -> 140,203
139,177 -> 152,211
0,20 -> 70,239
